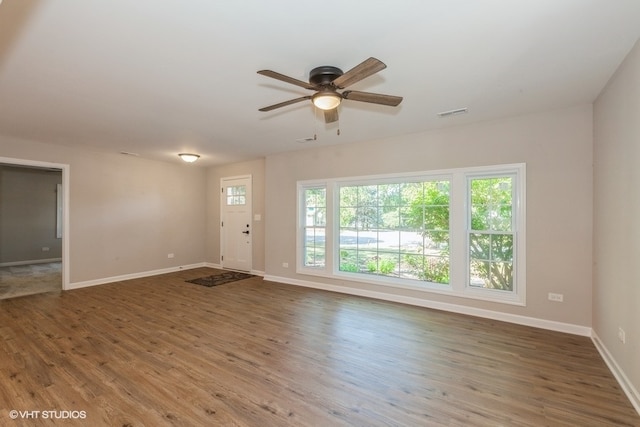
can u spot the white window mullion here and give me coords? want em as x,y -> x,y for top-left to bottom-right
449,172 -> 466,293
325,182 -> 335,274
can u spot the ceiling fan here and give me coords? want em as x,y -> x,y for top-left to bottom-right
257,57 -> 403,123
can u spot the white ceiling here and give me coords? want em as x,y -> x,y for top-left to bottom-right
0,0 -> 639,166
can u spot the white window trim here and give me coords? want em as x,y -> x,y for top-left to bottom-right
332,173 -> 453,292
297,181 -> 331,276
463,167 -> 526,304
296,163 -> 526,306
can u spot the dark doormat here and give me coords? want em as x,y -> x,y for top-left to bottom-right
186,271 -> 254,287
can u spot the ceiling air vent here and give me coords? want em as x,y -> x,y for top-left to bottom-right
296,136 -> 317,143
437,107 -> 468,118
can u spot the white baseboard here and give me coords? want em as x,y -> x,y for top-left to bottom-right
263,274 -> 592,337
68,263 -> 262,290
592,331 -> 640,415
70,267 -> 592,336
67,263 -> 207,290
0,258 -> 62,267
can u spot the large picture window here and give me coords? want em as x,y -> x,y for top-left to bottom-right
338,180 -> 450,284
297,164 -> 525,305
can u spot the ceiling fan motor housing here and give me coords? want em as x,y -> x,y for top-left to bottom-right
309,66 -> 343,87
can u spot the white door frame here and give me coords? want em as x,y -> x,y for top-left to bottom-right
0,156 -> 70,290
220,174 -> 252,272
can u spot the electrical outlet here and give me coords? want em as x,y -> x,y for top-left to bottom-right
282,262 -> 289,268
167,253 -> 175,259
548,293 -> 563,302
618,327 -> 626,344
42,247 -> 50,252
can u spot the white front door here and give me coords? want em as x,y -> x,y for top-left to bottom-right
220,175 -> 252,272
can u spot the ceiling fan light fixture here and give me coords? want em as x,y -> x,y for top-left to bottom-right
179,153 -> 200,163
312,91 -> 341,110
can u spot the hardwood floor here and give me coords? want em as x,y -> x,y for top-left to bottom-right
0,267 -> 637,426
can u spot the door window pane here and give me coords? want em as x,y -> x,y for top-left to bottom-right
227,185 -> 246,205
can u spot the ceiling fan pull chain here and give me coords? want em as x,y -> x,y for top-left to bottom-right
313,105 -> 319,140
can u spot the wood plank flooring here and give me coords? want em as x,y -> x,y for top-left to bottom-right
0,267 -> 638,426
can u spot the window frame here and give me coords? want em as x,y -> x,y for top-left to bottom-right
296,163 -> 526,305
334,174 -> 453,289
226,184 -> 247,206
297,181 -> 332,276
463,168 -> 525,304
299,184 -> 328,270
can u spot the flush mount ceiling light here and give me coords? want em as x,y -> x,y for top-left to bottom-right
178,153 -> 200,163
312,90 -> 342,110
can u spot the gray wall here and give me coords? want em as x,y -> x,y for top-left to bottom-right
593,39 -> 640,404
0,165 -> 62,264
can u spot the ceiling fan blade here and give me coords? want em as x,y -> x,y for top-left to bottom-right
332,57 -> 387,89
259,96 -> 312,112
257,70 -> 316,90
324,108 -> 339,123
342,90 -> 403,107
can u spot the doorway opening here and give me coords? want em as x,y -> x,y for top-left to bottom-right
0,157 -> 70,298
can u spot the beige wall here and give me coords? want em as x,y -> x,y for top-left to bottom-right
0,137 -> 207,284
593,40 -> 640,400
206,158 -> 266,273
0,165 -> 62,264
0,105 -> 597,328
265,105 -> 593,327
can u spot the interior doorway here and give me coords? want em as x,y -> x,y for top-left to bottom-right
220,175 -> 252,272
0,157 -> 69,298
